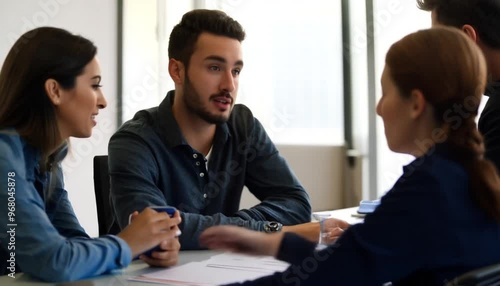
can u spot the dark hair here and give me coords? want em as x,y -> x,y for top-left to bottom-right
417,0 -> 500,49
168,9 -> 245,67
386,27 -> 500,221
0,27 -> 97,165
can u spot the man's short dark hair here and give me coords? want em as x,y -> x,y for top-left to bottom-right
168,9 -> 246,67
417,0 -> 500,48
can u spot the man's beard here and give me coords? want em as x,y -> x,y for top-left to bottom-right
182,74 -> 233,124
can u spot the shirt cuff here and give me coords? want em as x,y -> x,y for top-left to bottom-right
105,235 -> 133,268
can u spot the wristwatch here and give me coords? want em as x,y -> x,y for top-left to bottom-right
263,221 -> 283,233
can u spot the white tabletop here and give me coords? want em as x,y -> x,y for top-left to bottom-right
313,206 -> 364,225
0,250 -> 219,285
0,207 -> 363,285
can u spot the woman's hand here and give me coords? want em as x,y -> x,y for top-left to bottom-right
200,226 -> 284,257
117,208 -> 182,265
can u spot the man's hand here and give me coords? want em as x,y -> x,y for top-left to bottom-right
139,237 -> 181,267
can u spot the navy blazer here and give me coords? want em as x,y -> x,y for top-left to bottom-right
227,144 -> 500,285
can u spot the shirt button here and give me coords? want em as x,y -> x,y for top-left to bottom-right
193,154 -> 198,159
199,173 -> 205,177
203,193 -> 207,199
195,161 -> 201,166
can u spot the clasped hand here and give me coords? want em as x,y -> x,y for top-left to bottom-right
117,208 -> 181,267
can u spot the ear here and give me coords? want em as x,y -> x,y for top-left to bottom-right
462,24 -> 478,42
44,79 -> 63,106
409,89 -> 427,119
168,59 -> 185,85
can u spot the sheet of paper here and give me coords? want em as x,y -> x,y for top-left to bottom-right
129,253 -> 290,285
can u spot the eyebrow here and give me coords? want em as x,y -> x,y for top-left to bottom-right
91,75 -> 102,81
204,55 -> 244,67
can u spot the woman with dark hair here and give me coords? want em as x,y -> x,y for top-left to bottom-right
199,27 -> 500,285
0,27 -> 181,282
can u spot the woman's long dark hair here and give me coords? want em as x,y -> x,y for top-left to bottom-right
0,27 -> 97,168
386,27 -> 500,221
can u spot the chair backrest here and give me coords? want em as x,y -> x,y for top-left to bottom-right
446,263 -> 500,286
93,155 -> 120,236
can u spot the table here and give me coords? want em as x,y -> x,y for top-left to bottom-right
0,207 -> 363,285
313,206 -> 364,225
0,250 -> 219,286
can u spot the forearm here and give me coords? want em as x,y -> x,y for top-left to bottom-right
281,222 -> 320,242
18,235 -> 131,282
180,212 -> 266,249
244,118 -> 312,225
0,185 -> 131,281
237,191 -> 311,225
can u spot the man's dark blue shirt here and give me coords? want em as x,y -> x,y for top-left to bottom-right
109,91 -> 312,249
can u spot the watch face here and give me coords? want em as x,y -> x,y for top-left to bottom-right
264,221 -> 282,233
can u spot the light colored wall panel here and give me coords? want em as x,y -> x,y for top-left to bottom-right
240,145 -> 351,212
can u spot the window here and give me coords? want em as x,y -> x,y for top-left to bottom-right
373,0 -> 431,195
123,0 -> 345,145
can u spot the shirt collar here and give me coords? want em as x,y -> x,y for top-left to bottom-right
157,91 -> 185,148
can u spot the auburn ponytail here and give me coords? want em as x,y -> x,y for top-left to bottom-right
386,27 -> 500,221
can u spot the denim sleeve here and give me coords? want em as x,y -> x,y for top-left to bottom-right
0,136 -> 131,282
109,131 -> 268,249
236,118 -> 312,225
45,163 -> 89,238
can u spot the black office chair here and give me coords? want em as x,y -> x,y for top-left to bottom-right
446,263 -> 500,286
93,155 -> 120,236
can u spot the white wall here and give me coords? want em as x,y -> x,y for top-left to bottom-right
0,0 -> 117,237
240,145 -> 359,212
372,0 -> 431,196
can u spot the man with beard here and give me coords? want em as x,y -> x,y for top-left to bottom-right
417,0 -> 500,171
108,10 -> 339,258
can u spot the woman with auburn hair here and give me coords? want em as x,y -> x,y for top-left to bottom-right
199,27 -> 500,285
0,27 -> 181,282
